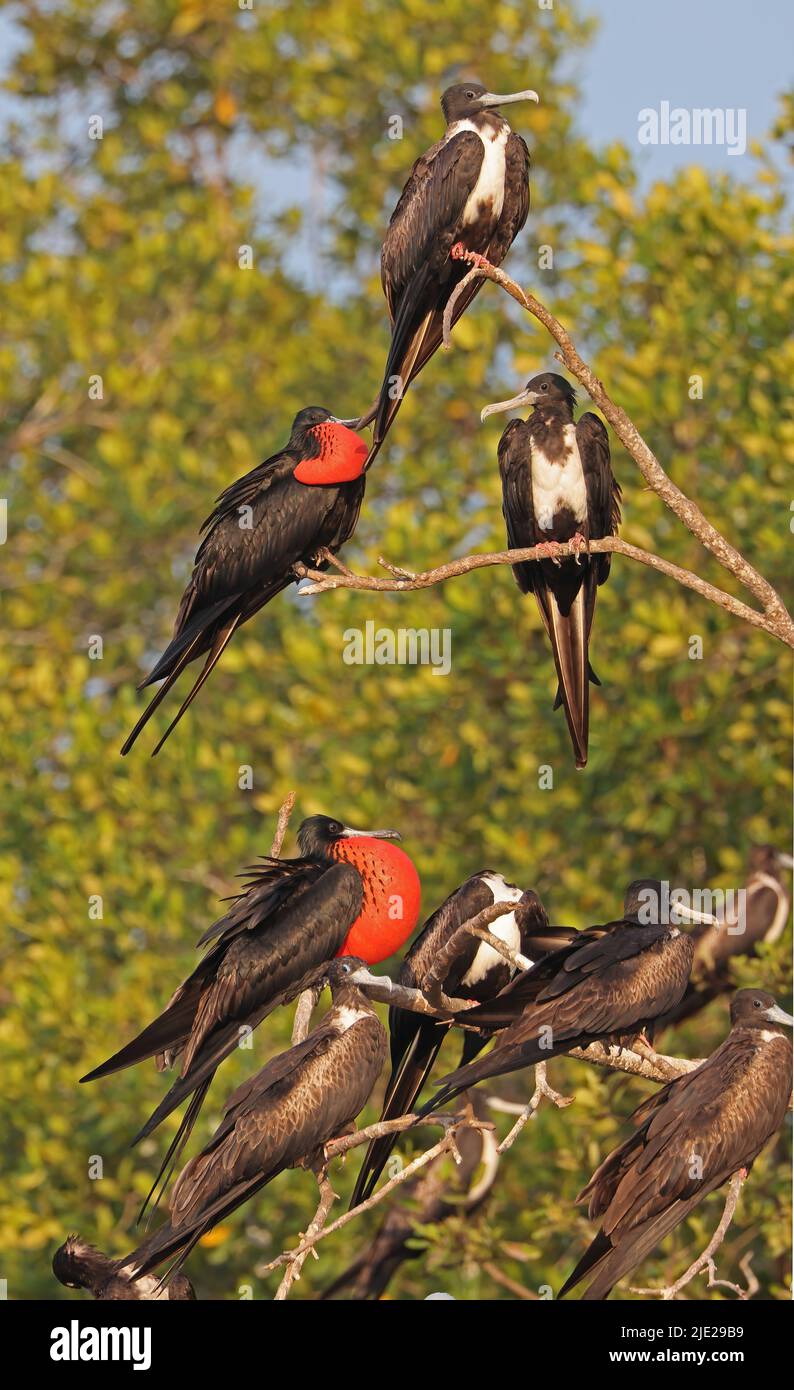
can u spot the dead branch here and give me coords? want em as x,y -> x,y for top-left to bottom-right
629,1170 -> 750,1299
257,1112 -> 490,1283
274,1164 -> 337,1300
269,791 -> 296,858
349,964 -> 478,1016
441,261 -> 793,649
497,1063 -> 574,1154
421,900 -> 533,1010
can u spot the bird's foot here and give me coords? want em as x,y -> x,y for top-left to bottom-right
450,243 -> 495,271
534,540 -> 563,565
569,532 -> 588,565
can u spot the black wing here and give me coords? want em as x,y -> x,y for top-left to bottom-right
576,412 -> 621,586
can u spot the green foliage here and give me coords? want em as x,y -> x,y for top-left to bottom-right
0,2 -> 790,1299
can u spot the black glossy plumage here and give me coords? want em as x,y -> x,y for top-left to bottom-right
491,373 -> 621,768
424,879 -> 696,1112
121,407 -> 366,755
79,816 -> 373,1213
52,1235 -> 195,1300
560,988 -> 793,1299
350,874 -> 573,1206
367,83 -> 534,458
126,965 -> 388,1283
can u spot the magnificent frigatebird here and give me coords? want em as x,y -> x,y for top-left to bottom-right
481,372 -> 622,768
323,1094 -> 498,1300
660,845 -> 792,1028
423,879 -> 714,1112
122,959 -> 388,1283
363,81 -> 538,461
350,872 -> 574,1206
120,407 -> 368,755
80,815 -> 419,1208
559,988 -> 793,1300
52,1235 -> 195,1300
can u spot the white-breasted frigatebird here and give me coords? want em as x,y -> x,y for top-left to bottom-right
422,879 -> 715,1112
80,815 -> 420,1210
481,372 -> 622,769
119,958 -> 389,1283
52,1235 -> 195,1301
350,871 -> 575,1207
120,407 -> 368,755
560,987 -> 793,1299
660,844 -> 792,1028
363,81 -> 538,461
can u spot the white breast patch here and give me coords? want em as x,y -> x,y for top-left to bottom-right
530,422 -> 588,531
447,120 -> 509,227
460,873 -> 525,987
336,1005 -> 369,1032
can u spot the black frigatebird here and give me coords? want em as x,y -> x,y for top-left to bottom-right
560,988 -> 793,1300
481,372 -> 622,769
52,1235 -> 195,1301
122,959 -> 388,1283
80,815 -> 419,1209
323,1094 -> 498,1300
350,872 -> 574,1207
422,879 -> 715,1112
121,407 -> 368,755
660,845 -> 792,1028
364,81 -> 538,461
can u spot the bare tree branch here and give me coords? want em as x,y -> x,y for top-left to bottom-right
257,1112 -> 490,1282
629,1170 -> 750,1299
421,900 -> 534,1010
274,1163 -> 337,1300
497,1063 -> 574,1154
269,791 -> 296,858
440,260 -> 793,648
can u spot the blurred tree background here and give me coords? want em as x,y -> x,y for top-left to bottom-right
0,0 -> 790,1300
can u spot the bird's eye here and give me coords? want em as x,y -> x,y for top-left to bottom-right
466,90 -> 475,99
341,962 -> 351,974
753,998 -> 762,1008
541,382 -> 548,391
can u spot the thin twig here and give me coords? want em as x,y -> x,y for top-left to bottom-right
497,1063 -> 574,1154
274,1164 -> 337,1300
269,792 -> 296,858
441,261 -> 793,649
349,965 -> 478,1017
257,1114 -> 489,1279
629,1170 -> 749,1298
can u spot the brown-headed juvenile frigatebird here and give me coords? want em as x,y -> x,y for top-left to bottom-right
421,879 -> 714,1112
363,81 -> 538,462
560,987 -> 793,1300
121,959 -> 388,1283
481,372 -> 622,769
121,407 -> 368,755
80,815 -> 419,1212
660,845 -> 792,1028
350,872 -> 575,1207
52,1235 -> 195,1301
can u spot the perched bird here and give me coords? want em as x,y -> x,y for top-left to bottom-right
80,815 -> 420,1209
660,845 -> 792,1028
560,988 -> 793,1300
121,407 -> 368,755
364,81 -> 538,460
52,1235 -> 195,1300
423,879 -> 714,1111
322,1094 -> 499,1300
350,872 -> 574,1206
123,959 -> 388,1283
481,372 -> 621,768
